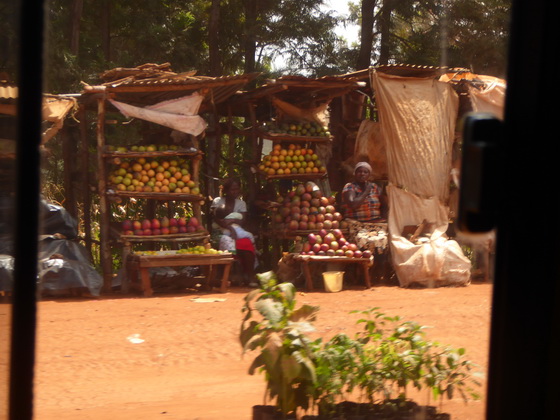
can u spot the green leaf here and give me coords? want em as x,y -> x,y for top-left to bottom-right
243,333 -> 265,353
261,331 -> 283,369
289,304 -> 319,323
281,353 -> 303,382
255,298 -> 284,325
239,320 -> 260,348
257,270 -> 277,288
248,354 -> 264,375
277,282 -> 296,302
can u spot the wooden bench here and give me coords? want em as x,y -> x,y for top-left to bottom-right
293,254 -> 374,291
126,253 -> 234,296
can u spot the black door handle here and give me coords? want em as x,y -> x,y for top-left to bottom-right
457,112 -> 502,233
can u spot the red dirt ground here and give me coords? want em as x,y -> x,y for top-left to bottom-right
32,282 -> 492,420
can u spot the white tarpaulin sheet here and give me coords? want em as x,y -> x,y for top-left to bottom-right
371,71 -> 471,287
468,75 -> 506,120
109,92 -> 207,136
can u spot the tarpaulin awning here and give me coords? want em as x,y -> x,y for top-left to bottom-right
109,92 -> 207,136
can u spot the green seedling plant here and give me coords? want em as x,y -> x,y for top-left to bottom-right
312,333 -> 366,417
240,271 -> 319,418
240,287 -> 481,419
351,308 -> 481,408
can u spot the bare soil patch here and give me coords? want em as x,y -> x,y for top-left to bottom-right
33,283 -> 492,420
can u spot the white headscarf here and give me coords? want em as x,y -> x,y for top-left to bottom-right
354,161 -> 372,173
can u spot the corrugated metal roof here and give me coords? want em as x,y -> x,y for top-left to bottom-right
80,64 -> 260,113
333,64 -> 471,80
0,82 -> 18,101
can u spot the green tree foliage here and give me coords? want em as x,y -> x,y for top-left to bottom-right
0,1 -> 19,78
42,0 -> 349,92
45,0 -> 209,92
350,0 -> 511,77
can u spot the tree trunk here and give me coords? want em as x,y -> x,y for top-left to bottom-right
69,0 -> 83,55
378,0 -> 393,65
243,0 -> 257,74
208,0 -> 222,76
356,0 -> 377,70
100,0 -> 111,61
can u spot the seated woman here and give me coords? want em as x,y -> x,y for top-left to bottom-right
341,161 -> 389,256
210,178 -> 257,286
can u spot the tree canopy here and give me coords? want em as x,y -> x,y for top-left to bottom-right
1,0 -> 511,93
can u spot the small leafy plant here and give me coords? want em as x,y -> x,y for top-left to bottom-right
240,271 -> 319,417
241,280 -> 481,419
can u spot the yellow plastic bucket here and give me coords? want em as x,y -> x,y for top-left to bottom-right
322,271 -> 344,292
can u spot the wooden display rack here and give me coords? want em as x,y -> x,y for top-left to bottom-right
93,96 -> 208,293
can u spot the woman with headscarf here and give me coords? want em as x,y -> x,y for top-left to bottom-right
341,161 -> 389,256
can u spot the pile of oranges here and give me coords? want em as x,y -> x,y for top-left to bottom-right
109,157 -> 200,194
258,143 -> 326,176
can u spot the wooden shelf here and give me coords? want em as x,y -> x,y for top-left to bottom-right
120,231 -> 210,243
293,254 -> 373,263
129,252 -> 233,262
262,172 -> 328,181
106,190 -> 204,201
258,130 -> 332,143
103,147 -> 202,159
267,229 -> 349,238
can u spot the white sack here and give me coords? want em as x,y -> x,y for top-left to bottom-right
109,92 -> 207,136
387,185 -> 471,287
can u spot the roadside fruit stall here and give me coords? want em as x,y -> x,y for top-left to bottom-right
78,63 -> 258,294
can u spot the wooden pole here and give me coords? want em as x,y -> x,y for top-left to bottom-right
96,96 -> 113,293
247,102 -> 258,203
79,105 -> 93,260
61,125 -> 77,220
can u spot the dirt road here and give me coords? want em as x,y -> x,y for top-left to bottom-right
33,283 -> 492,420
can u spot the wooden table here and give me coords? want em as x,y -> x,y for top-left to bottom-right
126,253 -> 235,296
293,254 -> 374,291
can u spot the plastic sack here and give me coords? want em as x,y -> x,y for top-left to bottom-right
39,258 -> 102,296
0,254 -> 14,292
39,236 -> 92,265
40,199 -> 78,239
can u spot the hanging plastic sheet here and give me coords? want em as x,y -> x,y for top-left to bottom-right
109,92 -> 207,136
371,71 -> 470,287
468,75 -> 506,121
40,199 -> 78,239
